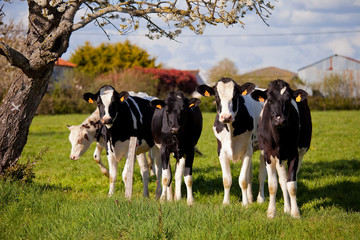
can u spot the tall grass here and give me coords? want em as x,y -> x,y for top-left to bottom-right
1,111 -> 359,239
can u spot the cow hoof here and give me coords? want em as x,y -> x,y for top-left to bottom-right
267,209 -> 276,219
222,200 -> 230,206
187,199 -> 194,206
291,211 -> 301,219
174,194 -> 181,201
257,196 -> 265,204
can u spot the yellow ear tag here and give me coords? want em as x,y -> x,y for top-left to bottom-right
204,91 -> 210,97
296,94 -> 301,102
189,103 -> 195,108
120,96 -> 125,102
258,96 -> 265,102
88,98 -> 94,104
156,105 -> 162,109
242,89 -> 247,95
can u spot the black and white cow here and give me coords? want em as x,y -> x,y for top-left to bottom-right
67,107 -> 159,197
83,85 -> 161,197
150,91 -> 202,205
251,79 -> 312,218
197,78 -> 266,206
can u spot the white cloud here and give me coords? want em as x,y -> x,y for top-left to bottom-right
325,38 -> 355,56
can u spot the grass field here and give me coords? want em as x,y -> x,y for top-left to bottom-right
1,111 -> 360,239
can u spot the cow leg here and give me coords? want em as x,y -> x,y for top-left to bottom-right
288,156 -> 300,218
267,156 -> 278,218
184,151 -> 195,206
147,149 -> 156,176
247,160 -> 253,204
160,148 -> 172,202
219,153 -> 232,205
257,152 -> 266,203
174,157 -> 185,201
136,153 -> 150,198
93,143 -> 109,178
152,147 -> 162,199
276,159 -> 291,214
239,151 -> 252,206
107,152 -> 118,196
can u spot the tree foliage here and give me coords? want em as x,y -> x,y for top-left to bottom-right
207,58 -> 239,84
70,41 -> 160,76
138,68 -> 198,96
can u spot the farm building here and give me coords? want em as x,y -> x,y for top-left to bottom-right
52,58 -> 77,82
240,66 -> 299,88
298,54 -> 360,97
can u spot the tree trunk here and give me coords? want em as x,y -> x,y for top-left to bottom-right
0,66 -> 53,172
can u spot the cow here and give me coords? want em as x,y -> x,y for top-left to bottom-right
150,91 -> 202,205
197,78 -> 266,206
83,85 -> 162,197
67,108 -> 160,197
250,79 -> 312,218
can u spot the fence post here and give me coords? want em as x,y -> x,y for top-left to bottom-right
125,136 -> 137,200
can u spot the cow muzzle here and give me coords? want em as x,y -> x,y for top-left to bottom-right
220,114 -> 233,124
273,116 -> 287,128
170,127 -> 180,135
70,155 -> 79,161
101,117 -> 112,124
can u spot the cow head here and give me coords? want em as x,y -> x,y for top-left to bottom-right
151,91 -> 201,135
67,124 -> 93,160
83,85 -> 129,129
197,78 -> 255,123
251,79 -> 308,128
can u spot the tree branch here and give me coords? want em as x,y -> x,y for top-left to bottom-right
0,42 -> 31,74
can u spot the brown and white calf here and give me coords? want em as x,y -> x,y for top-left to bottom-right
251,79 -> 312,218
197,78 -> 266,206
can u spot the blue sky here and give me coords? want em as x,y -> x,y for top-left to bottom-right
2,0 -> 360,81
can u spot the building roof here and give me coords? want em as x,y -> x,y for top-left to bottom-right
55,58 -> 77,67
298,54 -> 360,71
241,66 -> 297,79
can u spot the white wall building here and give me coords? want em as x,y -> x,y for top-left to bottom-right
298,54 -> 360,97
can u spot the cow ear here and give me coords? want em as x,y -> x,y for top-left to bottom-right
150,99 -> 166,109
83,92 -> 97,104
251,90 -> 267,102
197,85 -> 215,97
188,98 -> 201,108
238,82 -> 255,96
118,91 -> 129,102
67,125 -> 73,130
293,89 -> 308,102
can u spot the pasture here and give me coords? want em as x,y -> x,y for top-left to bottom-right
1,111 -> 360,239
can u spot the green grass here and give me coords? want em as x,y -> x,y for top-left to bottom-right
1,111 -> 360,239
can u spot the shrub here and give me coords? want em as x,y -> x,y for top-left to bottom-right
308,97 -> 360,111
198,96 -> 216,112
0,147 -> 48,183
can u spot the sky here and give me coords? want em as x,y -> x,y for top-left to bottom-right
2,0 -> 360,82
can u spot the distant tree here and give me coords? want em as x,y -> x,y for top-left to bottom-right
96,68 -> 159,97
70,41 -> 160,76
139,68 -> 197,97
0,0 -> 273,174
207,58 -> 239,84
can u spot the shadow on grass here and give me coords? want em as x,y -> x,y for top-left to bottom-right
298,159 -> 360,212
192,159 -> 360,212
